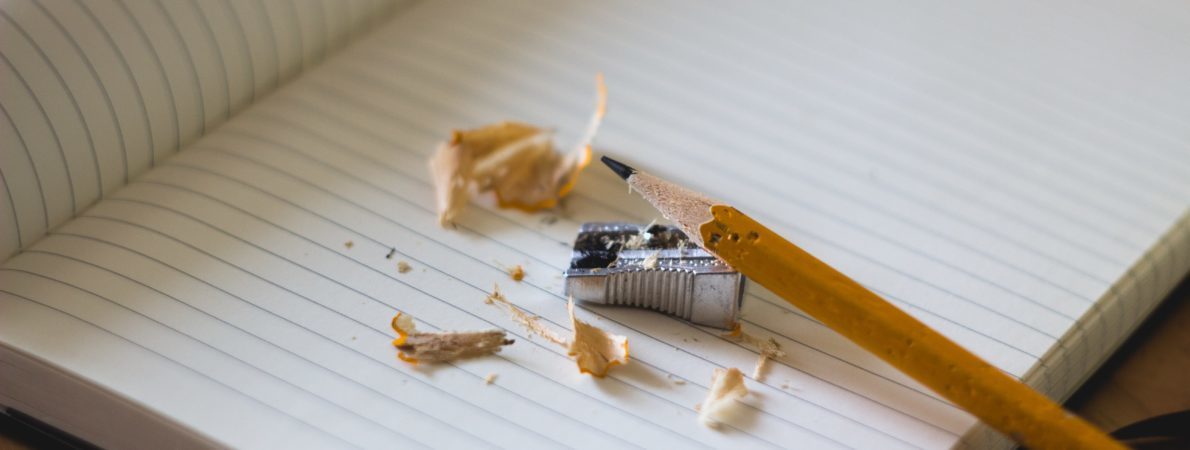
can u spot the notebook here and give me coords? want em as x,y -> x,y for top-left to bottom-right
2,1 -> 1188,448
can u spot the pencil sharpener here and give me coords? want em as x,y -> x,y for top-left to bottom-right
563,222 -> 745,329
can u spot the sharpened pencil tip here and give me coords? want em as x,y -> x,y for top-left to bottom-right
600,156 -> 636,180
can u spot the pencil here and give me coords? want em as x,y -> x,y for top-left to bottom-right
600,156 -> 1122,450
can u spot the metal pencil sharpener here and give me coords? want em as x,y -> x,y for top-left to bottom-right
563,222 -> 745,330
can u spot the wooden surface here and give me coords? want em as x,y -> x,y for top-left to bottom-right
1066,274 -> 1190,434
2,276 -> 1187,449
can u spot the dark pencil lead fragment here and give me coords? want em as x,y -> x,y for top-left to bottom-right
600,156 -> 637,180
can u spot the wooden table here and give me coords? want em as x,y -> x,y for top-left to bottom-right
1066,274 -> 1190,443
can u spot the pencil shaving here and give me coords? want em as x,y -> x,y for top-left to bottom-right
484,284 -> 503,304
724,324 -> 786,381
599,219 -> 656,254
429,75 -> 607,226
508,265 -> 525,281
390,312 -> 513,364
642,251 -> 660,269
485,285 -> 568,346
698,367 -> 748,428
485,287 -> 629,376
567,297 -> 629,377
622,218 -> 656,250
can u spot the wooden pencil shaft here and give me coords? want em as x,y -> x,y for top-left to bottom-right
700,205 -> 1123,450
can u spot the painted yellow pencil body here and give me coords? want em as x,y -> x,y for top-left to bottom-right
700,205 -> 1122,450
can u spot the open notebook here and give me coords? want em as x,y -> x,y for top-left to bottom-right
2,1 -> 1188,448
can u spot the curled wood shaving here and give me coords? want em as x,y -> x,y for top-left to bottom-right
567,297 -> 629,377
429,75 -> 607,226
724,324 -> 786,381
397,261 -> 412,273
698,368 -> 748,428
390,312 -> 513,364
484,285 -> 568,346
484,287 -> 629,376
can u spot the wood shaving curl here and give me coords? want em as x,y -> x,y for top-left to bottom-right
699,367 -> 748,428
429,75 -> 607,226
567,297 -> 629,377
390,312 -> 513,364
484,286 -> 629,377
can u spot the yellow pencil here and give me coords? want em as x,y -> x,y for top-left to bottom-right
600,156 -> 1122,450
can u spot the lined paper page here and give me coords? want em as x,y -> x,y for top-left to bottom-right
1,1 -> 1189,448
0,0 -> 404,260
